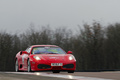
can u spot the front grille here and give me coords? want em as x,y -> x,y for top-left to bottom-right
37,64 -> 51,69
52,66 -> 61,70
63,64 -> 74,68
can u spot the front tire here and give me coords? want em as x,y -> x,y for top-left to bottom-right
15,59 -> 19,72
27,59 -> 31,72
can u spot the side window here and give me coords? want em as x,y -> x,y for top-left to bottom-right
25,47 -> 32,53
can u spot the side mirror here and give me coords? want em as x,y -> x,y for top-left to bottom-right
67,51 -> 73,54
20,51 -> 28,55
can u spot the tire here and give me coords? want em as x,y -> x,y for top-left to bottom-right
27,59 -> 31,72
52,70 -> 60,73
15,59 -> 19,72
68,70 -> 74,73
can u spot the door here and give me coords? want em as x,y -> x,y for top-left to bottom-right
22,47 -> 31,69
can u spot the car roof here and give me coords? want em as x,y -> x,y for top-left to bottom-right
31,45 -> 59,48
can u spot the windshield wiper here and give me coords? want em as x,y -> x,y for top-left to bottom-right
47,53 -> 58,54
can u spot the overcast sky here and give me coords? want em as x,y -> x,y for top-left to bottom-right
0,0 -> 120,33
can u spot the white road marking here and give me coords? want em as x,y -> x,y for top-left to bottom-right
4,72 -> 113,80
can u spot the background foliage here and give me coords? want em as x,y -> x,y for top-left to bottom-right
0,22 -> 120,71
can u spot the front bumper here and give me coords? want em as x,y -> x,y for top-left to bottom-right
30,60 -> 76,71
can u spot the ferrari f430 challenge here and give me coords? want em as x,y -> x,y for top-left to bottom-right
15,45 -> 76,73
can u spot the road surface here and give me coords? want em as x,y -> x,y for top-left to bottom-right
0,71 -> 120,80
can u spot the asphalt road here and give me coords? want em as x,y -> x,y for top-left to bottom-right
0,71 -> 120,80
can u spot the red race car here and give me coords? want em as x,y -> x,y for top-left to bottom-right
15,45 -> 76,73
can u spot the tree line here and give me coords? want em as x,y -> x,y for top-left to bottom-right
0,22 -> 120,71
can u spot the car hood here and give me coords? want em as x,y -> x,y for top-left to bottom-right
33,54 -> 70,62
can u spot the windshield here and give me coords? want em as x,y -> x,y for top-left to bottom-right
31,47 -> 66,54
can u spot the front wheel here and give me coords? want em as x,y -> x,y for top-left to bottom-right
27,59 -> 31,72
68,70 -> 74,73
15,59 -> 19,72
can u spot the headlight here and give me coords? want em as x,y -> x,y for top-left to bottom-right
69,55 -> 76,61
69,56 -> 73,60
33,56 -> 41,60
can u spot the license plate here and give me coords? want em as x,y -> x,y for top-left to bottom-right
51,63 -> 63,66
